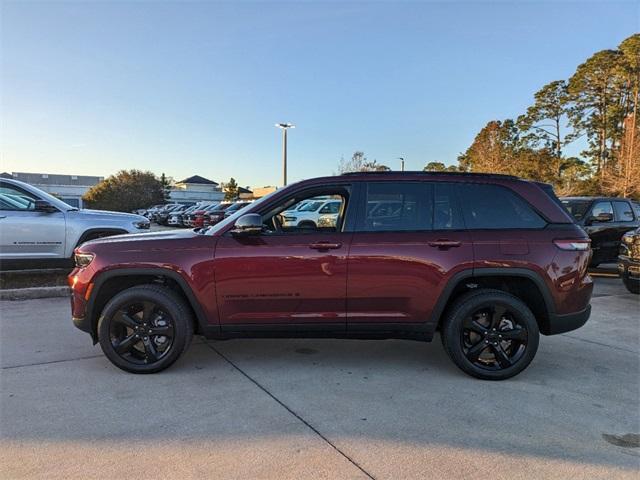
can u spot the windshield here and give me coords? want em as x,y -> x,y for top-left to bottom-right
298,201 -> 323,212
561,200 -> 591,221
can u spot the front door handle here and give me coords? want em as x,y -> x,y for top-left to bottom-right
428,239 -> 461,249
309,241 -> 342,250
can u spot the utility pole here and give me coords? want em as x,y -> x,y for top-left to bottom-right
275,123 -> 295,186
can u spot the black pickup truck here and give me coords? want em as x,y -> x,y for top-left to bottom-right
561,197 -> 640,267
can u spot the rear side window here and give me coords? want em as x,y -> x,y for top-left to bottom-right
613,201 -> 635,222
359,182 -> 433,232
457,184 -> 546,229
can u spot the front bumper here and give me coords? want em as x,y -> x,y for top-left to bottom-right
546,305 -> 591,335
618,256 -> 640,282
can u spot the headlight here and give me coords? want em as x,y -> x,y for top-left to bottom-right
283,216 -> 296,222
134,220 -> 150,229
74,252 -> 95,268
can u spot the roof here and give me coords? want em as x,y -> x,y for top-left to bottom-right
341,171 -> 519,180
177,175 -> 218,185
237,186 -> 253,193
560,196 -> 633,201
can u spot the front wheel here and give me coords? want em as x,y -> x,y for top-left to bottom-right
97,285 -> 194,373
441,289 -> 540,380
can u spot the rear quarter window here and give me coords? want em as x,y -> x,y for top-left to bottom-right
457,183 -> 546,229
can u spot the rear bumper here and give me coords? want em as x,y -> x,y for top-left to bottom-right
546,304 -> 591,335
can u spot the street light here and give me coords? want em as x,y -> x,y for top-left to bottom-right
275,123 -> 295,186
398,157 -> 405,172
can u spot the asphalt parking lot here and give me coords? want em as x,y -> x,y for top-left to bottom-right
0,275 -> 638,479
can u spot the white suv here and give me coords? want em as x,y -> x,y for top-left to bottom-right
0,178 -> 150,262
281,198 -> 342,228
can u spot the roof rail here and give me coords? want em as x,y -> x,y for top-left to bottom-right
340,171 -> 520,180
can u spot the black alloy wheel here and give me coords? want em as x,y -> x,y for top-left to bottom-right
441,289 -> 540,380
109,301 -> 175,365
98,285 -> 194,373
461,305 -> 528,371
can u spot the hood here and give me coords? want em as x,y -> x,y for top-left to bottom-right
72,209 -> 148,222
80,229 -> 199,250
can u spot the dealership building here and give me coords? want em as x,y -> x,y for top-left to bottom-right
2,172 -> 276,207
3,172 -> 103,208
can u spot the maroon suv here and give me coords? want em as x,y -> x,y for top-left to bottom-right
69,172 -> 593,379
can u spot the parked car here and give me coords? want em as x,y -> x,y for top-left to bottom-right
168,205 -> 199,227
156,204 -> 187,225
560,196 -> 640,267
164,204 -> 193,227
222,201 -> 251,218
281,198 -> 342,228
70,171 -> 593,379
199,202 -> 231,227
618,227 -> 640,294
0,177 -> 149,264
182,204 -> 211,228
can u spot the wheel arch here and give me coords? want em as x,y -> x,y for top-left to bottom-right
433,268 -> 555,336
85,268 -> 211,343
75,228 -> 129,251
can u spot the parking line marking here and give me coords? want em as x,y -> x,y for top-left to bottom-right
204,341 -> 375,480
559,334 -> 637,354
1,354 -> 104,370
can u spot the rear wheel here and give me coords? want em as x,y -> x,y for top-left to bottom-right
441,289 -> 539,380
97,285 -> 194,373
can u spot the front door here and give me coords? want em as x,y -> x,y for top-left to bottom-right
214,185 -> 354,329
346,181 -> 473,328
0,183 -> 66,259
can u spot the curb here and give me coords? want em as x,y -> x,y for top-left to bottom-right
0,286 -> 70,301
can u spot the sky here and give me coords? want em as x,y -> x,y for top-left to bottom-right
1,1 -> 638,188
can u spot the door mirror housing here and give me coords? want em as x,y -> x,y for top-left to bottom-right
34,199 -> 58,213
588,212 -> 614,224
231,213 -> 263,235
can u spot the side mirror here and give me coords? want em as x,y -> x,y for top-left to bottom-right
34,199 -> 57,213
590,212 -> 614,224
231,213 -> 263,235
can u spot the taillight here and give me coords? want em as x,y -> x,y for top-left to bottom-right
553,239 -> 591,251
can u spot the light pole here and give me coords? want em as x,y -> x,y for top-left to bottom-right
398,157 -> 405,172
275,123 -> 295,186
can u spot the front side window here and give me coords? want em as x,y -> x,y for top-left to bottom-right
0,184 -> 38,211
613,201 -> 635,222
358,182 -> 433,232
457,184 -> 546,229
261,190 -> 348,234
591,201 -> 614,218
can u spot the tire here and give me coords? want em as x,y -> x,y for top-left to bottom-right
97,285 -> 194,373
623,278 -> 640,294
441,289 -> 540,380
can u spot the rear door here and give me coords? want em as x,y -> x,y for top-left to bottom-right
346,181 -> 473,329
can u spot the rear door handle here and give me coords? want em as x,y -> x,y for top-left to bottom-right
309,241 -> 342,250
428,239 -> 461,249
